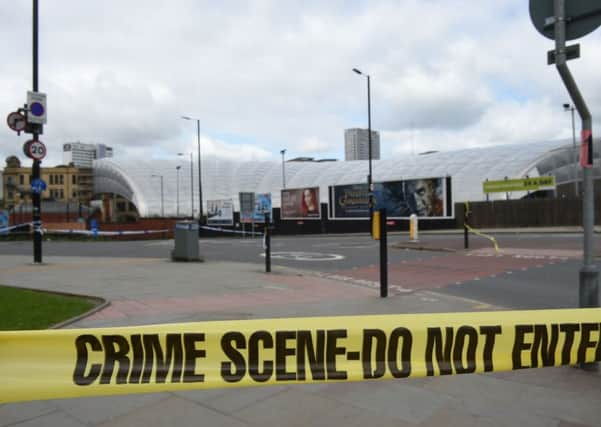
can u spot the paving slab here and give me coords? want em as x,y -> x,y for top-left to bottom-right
2,254 -> 601,427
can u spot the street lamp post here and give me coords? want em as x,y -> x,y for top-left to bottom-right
176,166 -> 181,217
280,149 -> 287,188
178,152 -> 194,217
563,103 -> 579,198
353,68 -> 373,223
181,116 -> 203,222
151,174 -> 164,217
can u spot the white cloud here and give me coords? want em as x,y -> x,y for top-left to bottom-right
1,1 -> 601,168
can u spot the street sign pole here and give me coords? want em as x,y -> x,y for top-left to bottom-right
530,0 -> 601,370
552,0 -> 598,370
32,0 -> 42,264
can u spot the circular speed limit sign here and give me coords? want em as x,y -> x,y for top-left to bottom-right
26,140 -> 47,160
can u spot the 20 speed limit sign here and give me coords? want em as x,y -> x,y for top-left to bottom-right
25,140 -> 47,160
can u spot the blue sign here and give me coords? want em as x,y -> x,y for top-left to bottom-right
90,219 -> 98,237
253,193 -> 272,223
30,178 -> 47,194
30,102 -> 45,117
0,210 -> 8,230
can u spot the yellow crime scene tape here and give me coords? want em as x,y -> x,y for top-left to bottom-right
1,308 -> 601,403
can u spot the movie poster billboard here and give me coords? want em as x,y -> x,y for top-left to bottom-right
239,192 -> 255,223
329,183 -> 369,219
281,187 -> 321,220
252,193 -> 272,223
329,177 -> 452,219
207,199 -> 234,226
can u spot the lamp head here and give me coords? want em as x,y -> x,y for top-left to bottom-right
352,68 -> 362,75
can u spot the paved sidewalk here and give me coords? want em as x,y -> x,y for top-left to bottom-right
0,255 -> 600,427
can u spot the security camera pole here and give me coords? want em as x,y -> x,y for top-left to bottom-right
530,0 -> 601,370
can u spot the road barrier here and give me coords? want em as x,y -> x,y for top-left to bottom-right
1,308 -> 600,403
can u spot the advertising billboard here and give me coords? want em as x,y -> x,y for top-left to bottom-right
239,192 -> 255,223
253,193 -> 272,223
206,199 -> 234,226
281,187 -> 321,220
329,177 -> 452,219
329,183 -> 370,219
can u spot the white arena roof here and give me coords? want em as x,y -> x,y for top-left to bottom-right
93,139 -> 600,217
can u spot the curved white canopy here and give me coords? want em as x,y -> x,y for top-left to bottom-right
93,139 -> 600,217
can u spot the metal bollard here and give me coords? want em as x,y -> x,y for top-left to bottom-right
409,214 -> 419,242
379,208 -> 388,298
264,213 -> 271,273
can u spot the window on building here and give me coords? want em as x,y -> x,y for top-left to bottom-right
8,192 -> 13,199
60,189 -> 64,199
72,175 -> 76,185
19,175 -> 24,185
49,175 -> 54,185
59,175 -> 64,185
72,191 -> 77,198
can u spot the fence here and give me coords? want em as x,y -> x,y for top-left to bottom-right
456,198 -> 600,228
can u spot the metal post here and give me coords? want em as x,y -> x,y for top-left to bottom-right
281,149 -> 286,188
553,0 -> 598,370
189,153 -> 194,218
196,120 -> 203,222
264,212 -> 271,273
160,176 -> 164,217
367,75 -> 373,228
176,166 -> 181,217
379,208 -> 387,298
571,106 -> 579,197
464,205 -> 470,250
32,0 -> 42,263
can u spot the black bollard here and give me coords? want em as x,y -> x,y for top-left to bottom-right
264,212 -> 271,273
379,208 -> 388,298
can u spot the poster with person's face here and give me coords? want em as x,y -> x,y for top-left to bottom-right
206,199 -> 234,225
373,177 -> 447,218
281,187 -> 321,219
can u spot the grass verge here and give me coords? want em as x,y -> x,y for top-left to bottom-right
0,285 -> 97,330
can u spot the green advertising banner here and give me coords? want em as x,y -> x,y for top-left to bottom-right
483,176 -> 556,194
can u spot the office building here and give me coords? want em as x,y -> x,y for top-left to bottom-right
2,156 -> 93,205
344,128 -> 380,161
63,142 -> 113,167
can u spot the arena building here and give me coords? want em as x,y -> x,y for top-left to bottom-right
93,139 -> 600,218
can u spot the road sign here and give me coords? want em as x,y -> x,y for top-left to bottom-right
26,140 -> 47,160
483,176 -> 556,194
0,210 -> 8,229
529,0 -> 601,41
26,91 -> 47,124
6,112 -> 26,132
30,178 -> 47,194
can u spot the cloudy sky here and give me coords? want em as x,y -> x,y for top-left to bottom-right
1,1 -> 601,166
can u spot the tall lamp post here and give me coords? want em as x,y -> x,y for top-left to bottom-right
178,152 -> 194,217
280,149 -> 287,188
151,174 -> 164,217
181,116 -> 203,222
352,68 -> 373,222
563,103 -> 579,197
176,165 -> 181,217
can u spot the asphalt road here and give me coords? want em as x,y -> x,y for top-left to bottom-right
0,233 -> 595,310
